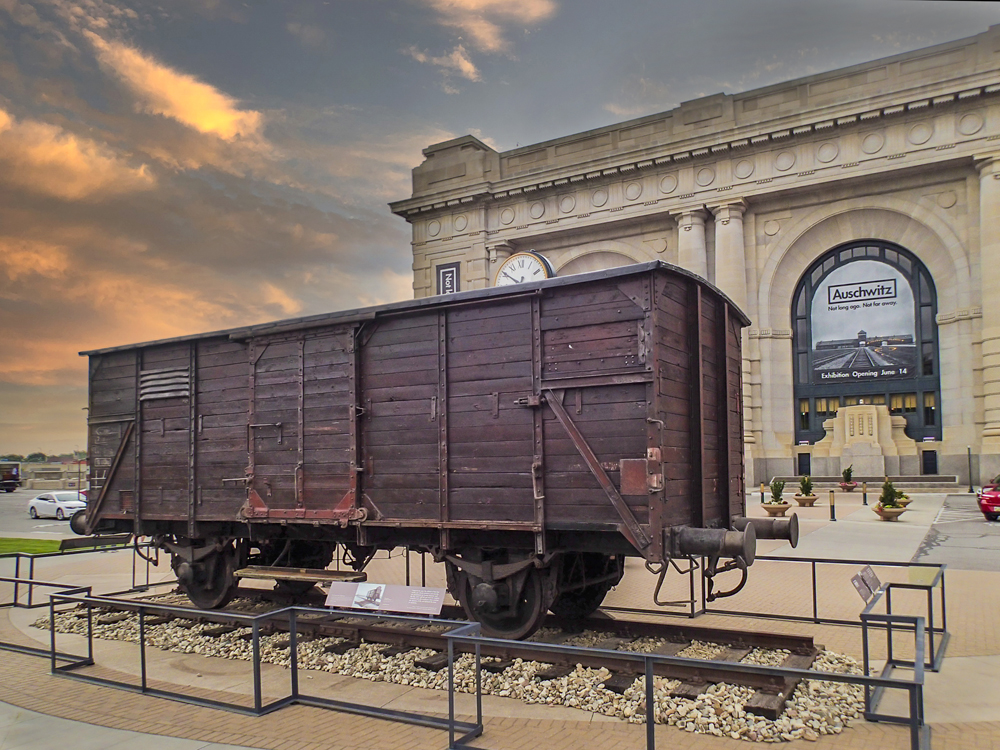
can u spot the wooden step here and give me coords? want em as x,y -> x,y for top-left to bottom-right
234,566 -> 366,583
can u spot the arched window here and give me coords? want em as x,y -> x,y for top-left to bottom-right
791,241 -> 940,443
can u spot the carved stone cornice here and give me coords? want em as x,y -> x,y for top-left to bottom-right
748,329 -> 793,339
392,82 -> 1000,220
937,307 -> 982,325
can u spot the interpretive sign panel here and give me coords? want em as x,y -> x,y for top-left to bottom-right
325,582 -> 446,616
851,573 -> 873,602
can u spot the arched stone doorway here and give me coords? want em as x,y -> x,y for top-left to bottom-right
557,251 -> 638,276
790,241 -> 941,444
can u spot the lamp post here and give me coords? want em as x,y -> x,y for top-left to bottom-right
968,445 -> 974,494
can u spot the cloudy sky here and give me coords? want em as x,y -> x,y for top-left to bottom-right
1,0 -> 998,454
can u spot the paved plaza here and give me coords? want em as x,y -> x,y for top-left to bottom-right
1,490 -> 999,749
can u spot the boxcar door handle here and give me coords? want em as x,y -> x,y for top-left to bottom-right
430,396 -> 437,421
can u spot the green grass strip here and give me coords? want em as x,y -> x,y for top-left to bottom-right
0,538 -> 62,555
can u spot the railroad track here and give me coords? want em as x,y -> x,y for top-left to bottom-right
76,585 -> 821,719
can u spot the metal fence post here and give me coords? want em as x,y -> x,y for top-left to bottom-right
139,607 -> 147,692
290,608 -> 299,700
448,635 -> 455,750
811,560 -> 819,622
48,597 -> 56,674
252,620 -> 262,713
645,655 -> 655,750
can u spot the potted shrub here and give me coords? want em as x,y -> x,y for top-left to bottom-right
874,479 -> 907,521
840,464 -> 857,492
763,478 -> 791,517
894,486 -> 912,507
794,475 -> 818,507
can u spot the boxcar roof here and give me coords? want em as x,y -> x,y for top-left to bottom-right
81,260 -> 750,356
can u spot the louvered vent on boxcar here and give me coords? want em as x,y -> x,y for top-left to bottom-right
139,367 -> 191,401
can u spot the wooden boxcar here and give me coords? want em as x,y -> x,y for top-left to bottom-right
80,261 -> 781,637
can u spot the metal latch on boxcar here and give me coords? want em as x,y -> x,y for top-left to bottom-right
619,448 -> 663,494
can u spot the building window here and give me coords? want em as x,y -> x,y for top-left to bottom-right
791,241 -> 940,443
924,392 -> 936,426
890,393 -> 904,414
799,399 -> 810,431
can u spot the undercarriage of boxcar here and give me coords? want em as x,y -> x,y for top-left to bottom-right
78,263 -> 797,639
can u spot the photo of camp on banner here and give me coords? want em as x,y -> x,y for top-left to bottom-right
325,582 -> 447,616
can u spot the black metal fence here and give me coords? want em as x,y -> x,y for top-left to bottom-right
0,546 -> 933,750
445,621 -> 931,750
45,593 -> 483,749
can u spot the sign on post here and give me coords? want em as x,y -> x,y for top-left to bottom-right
852,565 -> 883,603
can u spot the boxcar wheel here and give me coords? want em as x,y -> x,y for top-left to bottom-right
180,547 -> 236,610
457,567 -> 549,640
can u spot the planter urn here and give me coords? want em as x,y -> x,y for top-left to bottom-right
763,502 -> 791,517
793,494 -> 818,507
839,482 -> 858,492
874,506 -> 907,521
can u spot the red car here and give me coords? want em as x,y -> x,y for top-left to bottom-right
977,485 -> 1000,522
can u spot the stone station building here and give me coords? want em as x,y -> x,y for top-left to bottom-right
390,25 -> 1000,487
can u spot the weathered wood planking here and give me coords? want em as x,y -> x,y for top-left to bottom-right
85,262 -> 749,559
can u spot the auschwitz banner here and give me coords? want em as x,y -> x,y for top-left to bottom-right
810,260 -> 916,384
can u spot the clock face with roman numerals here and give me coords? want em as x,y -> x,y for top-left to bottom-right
494,252 -> 554,287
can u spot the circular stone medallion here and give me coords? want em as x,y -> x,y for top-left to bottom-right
937,191 -> 957,209
499,207 -> 515,225
907,122 -> 933,145
624,181 -> 642,201
529,201 -> 545,219
659,174 -> 678,194
734,159 -> 754,179
763,220 -> 781,236
775,151 -> 796,172
861,132 -> 885,154
817,142 -> 839,163
559,194 -> 576,213
427,220 -> 441,237
591,189 -> 609,207
695,167 -> 715,187
454,214 -> 468,232
958,113 -> 984,136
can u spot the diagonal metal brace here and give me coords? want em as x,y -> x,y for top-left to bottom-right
543,389 -> 651,551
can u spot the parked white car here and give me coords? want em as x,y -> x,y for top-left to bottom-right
28,491 -> 87,520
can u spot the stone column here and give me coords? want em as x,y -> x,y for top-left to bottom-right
711,201 -> 749,314
675,209 -> 708,279
979,157 -> 1000,449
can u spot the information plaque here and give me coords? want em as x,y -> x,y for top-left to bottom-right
851,573 -> 873,602
324,582 -> 446,616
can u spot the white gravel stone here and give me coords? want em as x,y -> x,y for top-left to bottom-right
33,605 -> 867,742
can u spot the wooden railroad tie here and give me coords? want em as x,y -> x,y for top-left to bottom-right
144,615 -> 174,626
744,649 -> 821,720
324,640 -> 360,655
202,625 -> 239,638
671,646 -> 752,700
414,652 -> 450,671
533,664 -> 574,681
96,613 -> 130,625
